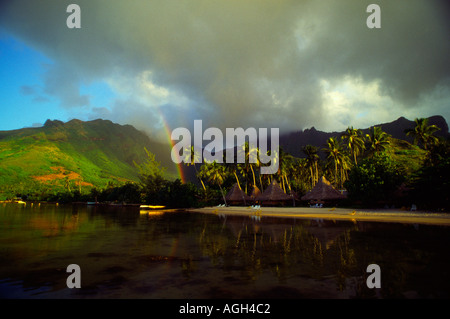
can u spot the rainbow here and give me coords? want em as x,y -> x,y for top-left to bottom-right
159,116 -> 186,183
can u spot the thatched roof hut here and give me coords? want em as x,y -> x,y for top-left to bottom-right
301,176 -> 346,203
257,180 -> 292,206
226,183 -> 251,205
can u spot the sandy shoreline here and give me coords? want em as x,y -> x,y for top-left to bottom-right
187,206 -> 450,226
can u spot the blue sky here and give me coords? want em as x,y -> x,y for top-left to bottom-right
0,33 -> 117,130
0,0 -> 449,142
0,34 -> 62,129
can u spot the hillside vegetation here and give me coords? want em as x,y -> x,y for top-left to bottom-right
185,116 -> 448,210
0,119 -> 177,200
0,116 -> 448,210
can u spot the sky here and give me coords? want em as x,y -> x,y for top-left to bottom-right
0,0 -> 449,144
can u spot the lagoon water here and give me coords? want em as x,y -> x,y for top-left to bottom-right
0,203 -> 449,299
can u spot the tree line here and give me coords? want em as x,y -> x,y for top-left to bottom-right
184,118 -> 448,210
8,118 -> 448,211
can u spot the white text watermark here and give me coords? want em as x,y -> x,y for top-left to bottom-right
171,120 -> 279,175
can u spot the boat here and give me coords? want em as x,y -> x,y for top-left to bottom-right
139,205 -> 166,210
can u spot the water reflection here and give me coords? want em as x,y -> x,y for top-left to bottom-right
0,203 -> 449,298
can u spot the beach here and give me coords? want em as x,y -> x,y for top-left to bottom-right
188,206 -> 450,226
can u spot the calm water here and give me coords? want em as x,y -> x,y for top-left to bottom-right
0,203 -> 449,299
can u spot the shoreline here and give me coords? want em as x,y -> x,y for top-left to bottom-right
188,206 -> 450,226
3,201 -> 450,226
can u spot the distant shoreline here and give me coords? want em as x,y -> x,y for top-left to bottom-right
188,206 -> 450,226
3,200 -> 450,226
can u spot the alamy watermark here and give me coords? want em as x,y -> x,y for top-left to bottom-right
66,264 -> 81,288
66,4 -> 380,30
366,263 -> 381,289
170,120 -> 279,175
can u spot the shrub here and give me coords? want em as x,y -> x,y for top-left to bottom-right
344,155 -> 405,207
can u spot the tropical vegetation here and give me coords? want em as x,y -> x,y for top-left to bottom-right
183,117 -> 447,210
1,117 -> 448,210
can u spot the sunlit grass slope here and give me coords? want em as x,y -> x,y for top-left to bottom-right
386,137 -> 427,175
0,119 -> 177,199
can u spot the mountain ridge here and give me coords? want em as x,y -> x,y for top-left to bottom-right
279,115 -> 449,158
179,115 -> 449,185
0,115 -> 448,198
0,118 -> 178,199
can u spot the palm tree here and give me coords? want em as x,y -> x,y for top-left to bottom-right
277,149 -> 294,193
292,158 -> 310,192
226,162 -> 243,191
259,149 -> 276,190
404,118 -> 441,150
219,151 -> 244,192
236,142 -> 261,193
323,137 -> 342,187
238,161 -> 252,193
242,142 -> 260,189
339,152 -> 351,188
302,145 -> 319,188
197,162 -> 210,190
225,162 -> 249,205
183,145 -> 206,191
204,161 -> 228,206
341,126 -> 365,165
366,126 -> 391,155
323,137 -> 350,188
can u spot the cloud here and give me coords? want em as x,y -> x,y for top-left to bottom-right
19,85 -> 35,96
19,84 -> 50,104
1,0 -> 449,142
42,63 -> 91,108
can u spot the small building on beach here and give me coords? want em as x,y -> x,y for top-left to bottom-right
257,180 -> 293,206
301,176 -> 346,206
225,183 -> 251,206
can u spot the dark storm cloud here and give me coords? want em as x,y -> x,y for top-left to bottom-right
1,0 -> 448,137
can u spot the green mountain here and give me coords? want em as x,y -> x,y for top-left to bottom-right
0,119 -> 178,200
279,115 -> 449,158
